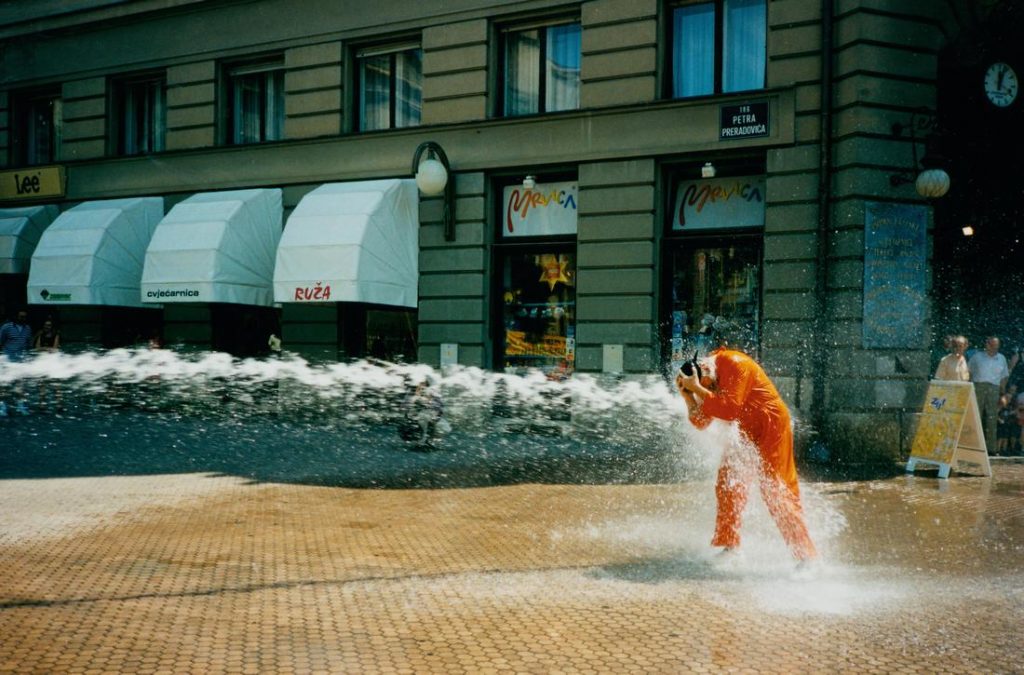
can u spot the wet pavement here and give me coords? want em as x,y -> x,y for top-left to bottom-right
1,419 -> 1022,673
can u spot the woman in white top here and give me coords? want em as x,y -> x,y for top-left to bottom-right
935,334 -> 970,381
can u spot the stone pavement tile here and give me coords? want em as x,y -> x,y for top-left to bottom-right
0,463 -> 1022,673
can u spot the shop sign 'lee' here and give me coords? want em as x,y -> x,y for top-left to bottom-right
503,181 -> 578,237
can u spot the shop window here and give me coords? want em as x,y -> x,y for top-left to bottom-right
12,89 -> 62,166
500,250 -> 576,374
356,43 -> 423,131
225,58 -> 284,145
500,20 -> 581,116
666,241 -> 761,371
112,73 -> 166,156
668,0 -> 766,98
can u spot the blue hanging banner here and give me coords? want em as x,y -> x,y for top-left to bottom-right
862,201 -> 928,349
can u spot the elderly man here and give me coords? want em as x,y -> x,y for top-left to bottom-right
968,336 -> 1009,453
676,347 -> 817,563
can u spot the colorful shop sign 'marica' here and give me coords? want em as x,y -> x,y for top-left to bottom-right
672,175 -> 765,231
503,181 -> 578,237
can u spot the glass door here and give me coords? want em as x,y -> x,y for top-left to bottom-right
665,238 -> 761,373
498,249 -> 576,376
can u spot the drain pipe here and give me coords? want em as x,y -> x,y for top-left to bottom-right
810,0 -> 835,439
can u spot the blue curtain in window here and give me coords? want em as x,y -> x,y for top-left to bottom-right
723,0 -> 766,92
360,54 -> 392,131
395,49 -> 423,128
673,3 -> 715,98
504,29 -> 540,115
545,23 -> 581,112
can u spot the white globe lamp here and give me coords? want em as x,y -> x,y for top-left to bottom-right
915,168 -> 950,199
415,158 -> 448,196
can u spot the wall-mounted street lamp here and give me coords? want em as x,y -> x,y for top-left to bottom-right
701,161 -> 716,178
522,175 -> 536,190
889,109 -> 950,199
412,141 -> 455,241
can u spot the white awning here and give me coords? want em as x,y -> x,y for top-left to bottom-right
142,188 -> 282,306
0,204 -> 59,274
273,179 -> 418,308
27,198 -> 164,307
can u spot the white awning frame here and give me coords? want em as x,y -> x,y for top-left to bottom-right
141,188 -> 283,306
27,197 -> 164,307
273,179 -> 419,308
0,204 -> 59,274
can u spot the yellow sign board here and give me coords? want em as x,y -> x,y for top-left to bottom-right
907,380 -> 991,478
0,166 -> 66,202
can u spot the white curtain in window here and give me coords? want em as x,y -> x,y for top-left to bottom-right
360,54 -> 392,131
723,0 -> 766,92
545,23 -> 581,112
504,29 -> 540,115
394,49 -> 423,128
673,4 -> 715,98
266,71 -> 283,141
234,76 -> 263,144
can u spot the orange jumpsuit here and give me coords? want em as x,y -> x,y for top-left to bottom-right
688,349 -> 817,560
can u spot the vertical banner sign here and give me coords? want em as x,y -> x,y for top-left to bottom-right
862,202 -> 927,348
503,181 -> 578,237
907,381 -> 991,478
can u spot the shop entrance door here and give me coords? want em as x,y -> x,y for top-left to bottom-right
664,237 -> 761,374
497,248 -> 576,376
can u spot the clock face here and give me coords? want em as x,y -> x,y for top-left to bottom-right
984,61 -> 1018,107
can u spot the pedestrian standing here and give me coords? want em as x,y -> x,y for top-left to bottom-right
968,336 -> 1009,454
0,309 -> 33,415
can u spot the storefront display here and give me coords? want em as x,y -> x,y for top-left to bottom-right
501,250 -> 575,374
665,170 -> 764,373
496,177 -> 578,377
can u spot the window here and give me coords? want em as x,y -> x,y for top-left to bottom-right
13,89 -> 62,166
669,0 -> 766,98
225,58 -> 284,145
113,73 -> 166,156
665,241 -> 761,367
356,43 -> 422,131
501,20 -> 581,116
500,250 -> 576,374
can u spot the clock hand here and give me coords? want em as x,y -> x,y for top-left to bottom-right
998,67 -> 1005,90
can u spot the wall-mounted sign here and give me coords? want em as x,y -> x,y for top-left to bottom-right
502,181 -> 578,237
0,166 -> 66,202
672,175 -> 765,231
862,201 -> 927,349
719,101 -> 769,140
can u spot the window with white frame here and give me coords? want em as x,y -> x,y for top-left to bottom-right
669,0 -> 766,98
225,58 -> 284,145
356,42 -> 423,131
500,19 -> 581,117
14,89 -> 62,166
113,73 -> 166,156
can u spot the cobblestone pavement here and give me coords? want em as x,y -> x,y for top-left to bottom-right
1,454 -> 1022,674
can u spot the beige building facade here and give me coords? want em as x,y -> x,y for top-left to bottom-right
1,0 -> 1018,466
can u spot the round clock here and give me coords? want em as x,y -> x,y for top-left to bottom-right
984,61 -> 1018,107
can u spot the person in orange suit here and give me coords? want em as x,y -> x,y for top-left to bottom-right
676,348 -> 817,561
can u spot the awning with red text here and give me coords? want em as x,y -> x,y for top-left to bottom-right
273,179 -> 418,308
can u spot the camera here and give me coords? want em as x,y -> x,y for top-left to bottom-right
678,352 -> 702,380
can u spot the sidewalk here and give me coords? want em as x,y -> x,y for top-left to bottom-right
1,457 -> 1021,673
